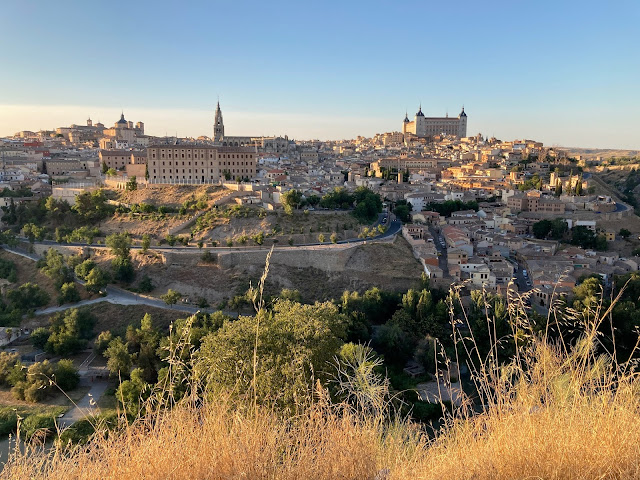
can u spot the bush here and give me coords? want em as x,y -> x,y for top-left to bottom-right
20,414 -> 56,441
30,327 -> 50,350
58,282 -> 81,305
201,251 -> 216,263
74,259 -> 96,280
59,418 -> 96,445
112,256 -> 135,283
137,274 -> 154,293
8,283 -> 50,310
197,297 -> 210,308
0,409 -> 18,436
0,258 -> 17,282
165,235 -> 177,246
0,352 -> 19,385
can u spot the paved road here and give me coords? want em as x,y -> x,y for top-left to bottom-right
34,285 -> 237,318
512,258 -> 532,293
428,225 -> 449,277
58,378 -> 110,429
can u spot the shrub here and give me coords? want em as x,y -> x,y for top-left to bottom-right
201,251 -> 215,263
20,414 -> 56,441
137,274 -> 154,293
58,282 -> 81,305
30,327 -> 50,350
8,283 -> 50,310
0,409 -> 18,436
74,259 -> 96,280
112,256 -> 135,283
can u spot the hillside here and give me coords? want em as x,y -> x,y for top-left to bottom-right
138,236 -> 423,304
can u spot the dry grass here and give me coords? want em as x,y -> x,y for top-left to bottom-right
5,285 -> 640,479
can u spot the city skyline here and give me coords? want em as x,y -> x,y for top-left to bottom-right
1,0 -> 639,148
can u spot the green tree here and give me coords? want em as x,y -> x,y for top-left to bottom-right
112,256 -> 135,283
106,233 -> 132,259
22,223 -> 46,243
394,204 -> 410,222
161,289 -> 181,306
74,259 -> 96,280
85,266 -> 109,293
73,190 -> 113,223
619,228 -> 632,239
115,368 -> 150,416
46,308 -> 94,355
40,248 -> 74,289
30,327 -> 50,350
94,330 -> 113,355
281,189 -> 304,214
104,337 -> 132,378
318,233 -> 326,243
141,234 -> 151,253
253,231 -> 265,245
58,282 -> 81,305
7,283 -> 50,310
137,274 -> 154,293
196,300 -> 348,412
0,352 -> 19,385
126,176 -> 137,191
54,359 -> 80,391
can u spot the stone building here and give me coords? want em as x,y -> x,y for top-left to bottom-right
402,105 -> 467,139
147,144 -> 256,184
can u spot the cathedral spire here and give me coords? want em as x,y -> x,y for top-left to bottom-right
213,101 -> 224,143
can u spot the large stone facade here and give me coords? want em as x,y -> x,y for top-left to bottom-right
402,105 -> 467,139
147,145 -> 256,184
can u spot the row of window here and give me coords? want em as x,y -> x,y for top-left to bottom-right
152,161 -> 253,167
153,169 -> 251,174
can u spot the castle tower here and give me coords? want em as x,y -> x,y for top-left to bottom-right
458,106 -> 467,138
402,111 -> 410,135
414,104 -> 426,137
213,101 -> 224,143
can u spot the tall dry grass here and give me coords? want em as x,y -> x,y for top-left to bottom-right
4,283 -> 640,479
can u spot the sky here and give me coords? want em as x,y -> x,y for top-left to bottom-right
1,0 -> 639,148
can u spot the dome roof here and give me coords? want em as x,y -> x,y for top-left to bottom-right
416,106 -> 424,117
459,107 -> 467,117
403,112 -> 410,123
116,113 -> 127,125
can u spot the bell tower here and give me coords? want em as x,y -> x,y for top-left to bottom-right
213,101 -> 224,143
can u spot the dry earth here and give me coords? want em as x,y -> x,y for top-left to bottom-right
137,236 -> 423,306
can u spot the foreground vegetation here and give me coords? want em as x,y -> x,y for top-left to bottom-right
4,255 -> 640,478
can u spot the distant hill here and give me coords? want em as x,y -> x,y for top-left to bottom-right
563,147 -> 640,160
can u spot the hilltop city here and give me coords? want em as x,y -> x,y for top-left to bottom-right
1,101 -> 636,306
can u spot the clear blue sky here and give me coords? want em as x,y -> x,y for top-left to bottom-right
1,0 -> 639,148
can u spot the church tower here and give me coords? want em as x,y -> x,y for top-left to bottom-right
213,101 -> 224,143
